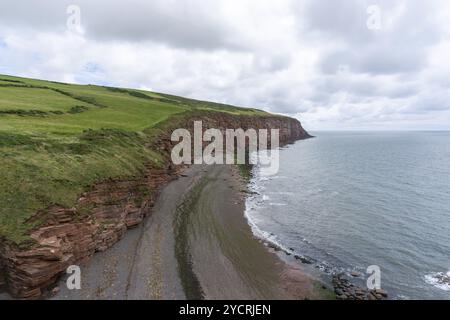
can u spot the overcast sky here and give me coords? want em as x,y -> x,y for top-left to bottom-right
1,0 -> 449,130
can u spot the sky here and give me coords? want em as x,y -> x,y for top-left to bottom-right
0,0 -> 449,131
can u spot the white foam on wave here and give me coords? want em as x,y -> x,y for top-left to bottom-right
394,294 -> 411,300
269,203 -> 287,206
267,191 -> 294,195
244,167 -> 348,277
244,202 -> 288,252
244,169 -> 293,254
424,271 -> 450,291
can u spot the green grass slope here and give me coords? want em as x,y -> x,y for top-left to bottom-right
0,74 -> 268,244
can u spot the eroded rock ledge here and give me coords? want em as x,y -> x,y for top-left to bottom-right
0,113 -> 310,298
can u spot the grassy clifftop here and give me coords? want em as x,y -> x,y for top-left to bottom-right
0,74 -> 269,244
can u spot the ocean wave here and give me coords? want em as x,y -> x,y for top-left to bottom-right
243,206 -> 286,250
269,203 -> 287,206
245,156 -> 367,287
246,171 -> 346,275
245,197 -> 346,275
394,295 -> 411,300
424,271 -> 450,291
267,191 -> 295,195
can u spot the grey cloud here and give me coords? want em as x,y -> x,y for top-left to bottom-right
301,0 -> 440,46
81,0 -> 242,50
301,0 -> 376,44
305,0 -> 440,76
384,83 -> 418,99
306,74 -> 420,113
260,90 -> 311,115
314,76 -> 379,98
0,0 -> 243,51
0,1 -> 65,27
252,54 -> 292,73
319,45 -> 427,75
1,0 -> 449,130
265,99 -> 304,115
407,90 -> 450,113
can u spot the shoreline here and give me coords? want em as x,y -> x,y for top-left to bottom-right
41,164 -> 331,299
1,164 -> 330,300
173,165 -> 330,300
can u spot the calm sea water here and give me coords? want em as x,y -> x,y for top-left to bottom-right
246,131 -> 450,300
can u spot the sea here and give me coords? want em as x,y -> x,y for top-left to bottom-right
245,131 -> 450,300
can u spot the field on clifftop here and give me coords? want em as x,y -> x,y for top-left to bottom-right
0,74 -> 268,244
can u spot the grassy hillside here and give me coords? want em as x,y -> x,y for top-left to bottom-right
0,74 -> 268,244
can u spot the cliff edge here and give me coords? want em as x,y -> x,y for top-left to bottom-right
0,110 -> 310,298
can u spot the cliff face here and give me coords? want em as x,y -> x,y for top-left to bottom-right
0,113 -> 310,298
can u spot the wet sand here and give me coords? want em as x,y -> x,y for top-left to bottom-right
49,164 -> 325,300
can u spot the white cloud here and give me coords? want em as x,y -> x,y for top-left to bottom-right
0,0 -> 449,130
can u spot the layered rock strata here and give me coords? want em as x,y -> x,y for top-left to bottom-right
0,113 -> 310,298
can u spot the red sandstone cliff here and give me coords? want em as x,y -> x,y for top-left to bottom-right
0,113 -> 310,298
